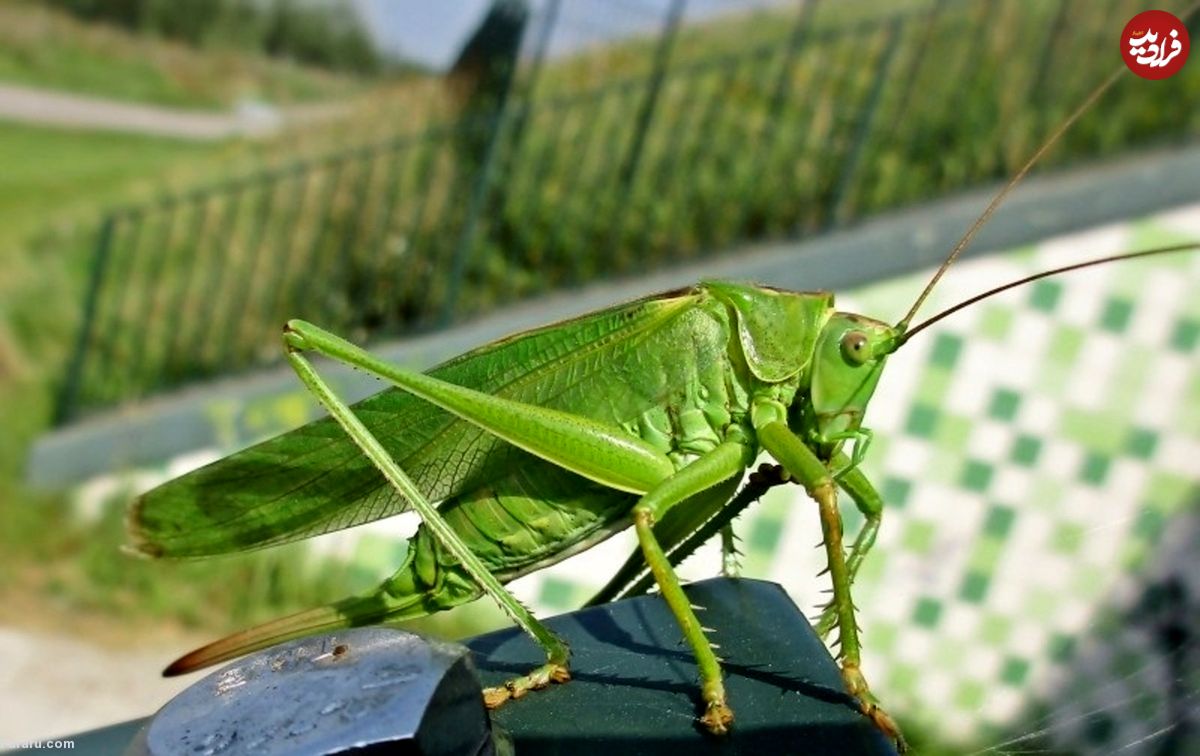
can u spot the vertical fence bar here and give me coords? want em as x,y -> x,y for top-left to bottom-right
1030,0 -> 1070,110
524,0 -> 559,91
296,159 -> 348,321
162,194 -> 217,381
727,0 -> 818,237
125,201 -> 182,392
221,178 -> 278,368
403,137 -> 449,326
829,20 -> 902,228
554,87 -> 609,282
513,100 -> 580,286
764,0 -> 818,125
887,0 -> 948,134
439,107 -> 517,325
886,2 -> 956,208
492,0 -> 561,257
562,88 -> 627,283
158,194 -> 214,386
962,0 -> 1000,179
365,143 -> 409,273
625,64 -> 696,260
1068,0 -> 1119,105
196,186 -> 247,372
54,214 -> 118,425
91,209 -> 147,408
794,33 -> 850,230
330,151 -> 382,332
264,167 -> 316,328
362,142 -> 413,329
504,0 -> 561,161
645,67 -> 717,260
773,32 -> 836,231
607,0 -> 687,266
615,0 -> 686,190
669,60 -> 745,254
439,2 -> 534,326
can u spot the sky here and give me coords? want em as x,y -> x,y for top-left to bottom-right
352,0 -> 789,72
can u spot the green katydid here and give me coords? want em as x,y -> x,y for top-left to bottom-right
126,67 -> 1196,751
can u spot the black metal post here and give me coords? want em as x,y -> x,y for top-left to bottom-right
54,214 -> 117,424
829,20 -> 903,228
439,5 -> 533,326
605,0 -> 687,268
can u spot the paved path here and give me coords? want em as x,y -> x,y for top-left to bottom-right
0,82 -> 348,140
0,628 -> 194,746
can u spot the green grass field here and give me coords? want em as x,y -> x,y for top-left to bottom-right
0,1 -> 366,107
0,0 -> 474,651
0,5 -> 396,645
0,123 -> 299,644
0,125 -> 215,246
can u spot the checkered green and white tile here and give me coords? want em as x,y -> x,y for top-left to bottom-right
506,202 -> 1200,750
80,203 -> 1199,751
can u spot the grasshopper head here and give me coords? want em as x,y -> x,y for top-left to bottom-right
809,313 -> 900,442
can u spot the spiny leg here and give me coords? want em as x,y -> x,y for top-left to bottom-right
585,463 -> 787,607
634,508 -> 732,734
753,409 -> 907,753
283,339 -> 570,706
811,476 -> 905,752
719,525 -> 742,577
629,440 -> 753,734
816,452 -> 883,637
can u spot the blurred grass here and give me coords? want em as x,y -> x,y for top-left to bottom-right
0,7 -> 459,645
534,0 -> 942,94
0,0 -> 462,647
0,124 -> 218,248
60,0 -> 1200,416
467,0 -> 1199,308
0,0 -> 368,107
0,123 -> 303,643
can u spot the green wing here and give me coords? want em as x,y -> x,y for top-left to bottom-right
129,288 -> 719,558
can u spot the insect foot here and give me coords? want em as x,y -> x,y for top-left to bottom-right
841,662 -> 908,754
481,661 -> 571,708
699,698 -> 734,735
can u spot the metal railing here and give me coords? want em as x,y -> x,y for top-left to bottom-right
55,0 -> 1200,423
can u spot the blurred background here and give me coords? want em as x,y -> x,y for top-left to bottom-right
1,0 -> 1197,752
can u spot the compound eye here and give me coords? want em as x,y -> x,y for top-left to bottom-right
840,331 -> 870,365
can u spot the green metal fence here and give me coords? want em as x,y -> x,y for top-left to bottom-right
55,0 -> 1200,423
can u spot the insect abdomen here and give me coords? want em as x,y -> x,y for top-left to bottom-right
373,462 -> 636,616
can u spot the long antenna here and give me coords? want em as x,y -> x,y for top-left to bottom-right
897,0 -> 1200,333
894,69 -> 1121,332
897,243 -> 1198,345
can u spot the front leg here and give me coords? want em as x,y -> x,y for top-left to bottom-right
752,401 -> 907,753
816,451 -> 884,637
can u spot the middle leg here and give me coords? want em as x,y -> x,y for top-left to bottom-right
816,451 -> 884,637
753,412 -> 907,753
629,439 -> 754,734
